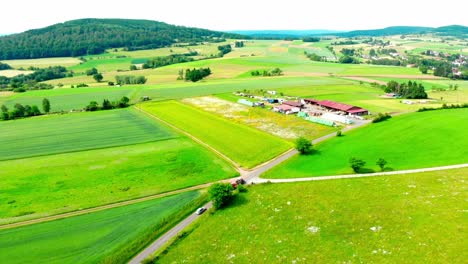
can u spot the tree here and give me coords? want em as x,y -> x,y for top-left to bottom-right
86,68 -> 98,76
85,101 -> 99,111
369,49 -> 377,57
376,158 -> 387,171
1,105 -> 8,113
295,137 -> 312,155
31,105 -> 41,116
118,96 -> 130,108
93,73 -> 103,82
102,99 -> 113,110
42,98 -> 50,113
419,65 -> 428,74
208,183 -> 234,210
129,65 -> 137,71
349,157 -> 366,173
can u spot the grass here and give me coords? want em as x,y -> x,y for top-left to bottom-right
0,108 -> 175,161
155,168 -> 467,263
3,86 -> 138,111
140,101 -> 292,168
185,96 -> 337,141
0,139 -> 237,221
264,109 -> 468,178
1,57 -> 82,68
0,191 -> 205,264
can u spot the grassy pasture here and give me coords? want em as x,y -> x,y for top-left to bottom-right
140,101 -> 292,168
1,57 -> 82,68
0,191 -> 204,264
264,109 -> 468,178
156,168 -> 467,263
0,139 -> 236,221
3,86 -> 137,111
0,108 -> 175,161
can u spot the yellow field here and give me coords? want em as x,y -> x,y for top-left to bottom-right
2,57 -> 82,68
0,69 -> 33,77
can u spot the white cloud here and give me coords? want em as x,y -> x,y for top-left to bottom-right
1,0 -> 466,33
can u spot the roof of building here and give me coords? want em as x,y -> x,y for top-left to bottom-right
283,100 -> 303,107
275,104 -> 294,111
347,108 -> 369,113
304,98 -> 321,104
306,98 -> 368,113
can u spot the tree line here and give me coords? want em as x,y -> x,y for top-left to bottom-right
0,18 -> 244,60
85,97 -> 130,111
115,75 -> 147,85
142,54 -> 195,69
250,68 -> 283,77
0,66 -> 71,91
385,80 -> 428,99
1,98 -> 50,121
183,68 -> 212,82
0,62 -> 12,70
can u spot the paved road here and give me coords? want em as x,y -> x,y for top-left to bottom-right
128,202 -> 213,264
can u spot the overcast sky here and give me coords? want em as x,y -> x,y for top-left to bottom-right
1,0 -> 466,33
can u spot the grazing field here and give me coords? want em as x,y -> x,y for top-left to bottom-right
264,109 -> 468,178
0,139 -> 237,222
0,191 -> 204,264
0,108 -> 175,161
184,96 -> 336,140
155,168 -> 467,264
3,86 -> 138,111
1,57 -> 81,68
140,101 -> 292,168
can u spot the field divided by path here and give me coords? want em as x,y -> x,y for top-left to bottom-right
0,108 -> 175,161
156,168 -> 467,263
264,109 -> 468,178
0,191 -> 203,264
140,101 -> 292,169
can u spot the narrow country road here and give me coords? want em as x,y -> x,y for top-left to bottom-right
128,202 -> 213,264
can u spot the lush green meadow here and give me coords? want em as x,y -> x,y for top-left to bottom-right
140,101 -> 292,168
0,191 -> 204,264
156,168 -> 467,263
0,108 -> 175,160
0,139 -> 237,222
264,109 -> 468,178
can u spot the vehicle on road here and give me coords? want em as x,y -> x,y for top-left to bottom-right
196,207 -> 207,215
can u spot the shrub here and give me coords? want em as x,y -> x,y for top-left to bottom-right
295,137 -> 313,155
372,113 -> 391,123
349,157 -> 366,173
208,183 -> 234,210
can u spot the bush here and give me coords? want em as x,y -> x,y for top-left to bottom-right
237,184 -> 248,193
336,131 -> 342,137
13,87 -> 26,93
295,137 -> 313,155
76,83 -> 89,88
372,113 -> 392,123
349,157 -> 366,173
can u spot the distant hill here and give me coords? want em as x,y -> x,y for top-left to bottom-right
229,29 -> 344,39
336,25 -> 468,37
0,18 -> 244,60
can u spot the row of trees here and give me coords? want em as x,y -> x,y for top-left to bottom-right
142,54 -> 195,69
0,62 -> 12,70
183,68 -> 212,82
115,75 -> 147,85
349,157 -> 388,172
385,80 -> 428,99
85,96 -> 130,111
305,52 -> 327,62
85,67 -> 104,82
250,68 -> 283,77
217,44 -> 232,56
0,66 -> 70,91
0,98 -> 50,121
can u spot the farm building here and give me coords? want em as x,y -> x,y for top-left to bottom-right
238,99 -> 254,107
282,100 -> 304,109
273,104 -> 300,115
304,99 -> 369,116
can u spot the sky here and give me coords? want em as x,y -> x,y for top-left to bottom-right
1,0 -> 466,34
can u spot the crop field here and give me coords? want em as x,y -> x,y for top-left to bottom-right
184,96 -> 336,140
1,57 -> 82,68
0,191 -> 204,264
264,109 -> 468,178
2,86 -> 138,111
0,108 -> 175,161
0,69 -> 34,77
0,139 -> 237,222
139,101 -> 292,168
156,168 -> 467,263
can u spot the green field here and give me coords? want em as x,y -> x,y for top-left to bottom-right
0,191 -> 204,264
156,168 -> 467,263
0,139 -> 237,222
140,101 -> 292,168
264,109 -> 468,178
0,108 -> 175,160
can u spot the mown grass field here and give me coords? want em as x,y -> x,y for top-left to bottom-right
185,96 -> 336,141
1,57 -> 82,68
2,86 -> 138,111
156,168 -> 467,263
264,109 -> 468,178
0,139 -> 237,222
140,101 -> 292,168
0,191 -> 204,264
0,108 -> 175,160
0,69 -> 34,77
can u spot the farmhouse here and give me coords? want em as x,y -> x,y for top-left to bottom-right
273,104 -> 300,115
304,99 -> 369,115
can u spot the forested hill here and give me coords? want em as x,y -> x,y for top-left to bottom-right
336,25 -> 468,37
0,18 -> 244,60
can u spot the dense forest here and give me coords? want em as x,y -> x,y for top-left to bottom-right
0,19 -> 244,60
337,25 -> 467,37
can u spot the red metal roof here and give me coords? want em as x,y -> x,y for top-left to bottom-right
275,104 -> 294,111
304,98 -> 321,104
347,108 -> 368,113
306,98 -> 368,113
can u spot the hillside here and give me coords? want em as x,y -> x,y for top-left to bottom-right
229,29 -> 343,38
0,19 -> 244,60
337,25 -> 468,37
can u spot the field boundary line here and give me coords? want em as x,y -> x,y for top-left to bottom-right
134,105 -> 245,174
254,163 -> 468,183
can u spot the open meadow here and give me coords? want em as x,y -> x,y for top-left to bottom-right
264,109 -> 468,178
0,108 -> 175,160
139,101 -> 292,168
155,168 -> 468,263
0,191 -> 205,264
